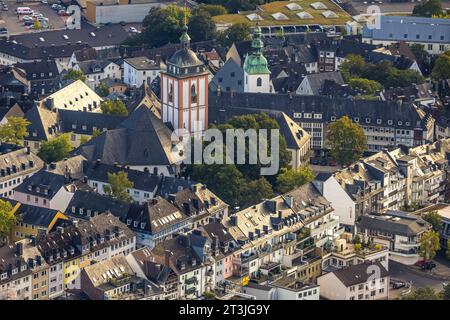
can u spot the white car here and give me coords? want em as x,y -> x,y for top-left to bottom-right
129,27 -> 138,33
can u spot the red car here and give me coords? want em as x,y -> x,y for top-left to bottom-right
58,9 -> 69,16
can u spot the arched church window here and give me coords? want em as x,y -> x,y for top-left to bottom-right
191,84 -> 197,103
257,77 -> 262,87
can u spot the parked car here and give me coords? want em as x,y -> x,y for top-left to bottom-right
310,158 -> 319,165
129,26 -> 138,33
0,27 -> 8,35
58,9 -> 70,16
23,20 -> 34,26
391,281 -> 406,289
422,261 -> 436,270
2,4 -> 8,11
41,0 -> 48,3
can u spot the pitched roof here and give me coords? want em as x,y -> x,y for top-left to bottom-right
274,112 -> 310,150
15,60 -> 59,81
73,105 -> 179,166
13,170 -> 67,199
24,105 -> 59,141
358,212 -> 430,237
14,203 -> 64,228
304,71 -> 344,95
362,16 -> 450,44
58,109 -> 125,135
330,262 -> 389,287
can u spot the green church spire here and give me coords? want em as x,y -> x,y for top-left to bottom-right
244,23 -> 270,75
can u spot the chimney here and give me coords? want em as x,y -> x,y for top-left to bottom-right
16,243 -> 23,257
164,250 -> 172,266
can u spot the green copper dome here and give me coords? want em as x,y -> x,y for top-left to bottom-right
244,24 -> 270,75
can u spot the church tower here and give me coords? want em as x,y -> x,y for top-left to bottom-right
160,21 -> 208,134
244,23 -> 271,93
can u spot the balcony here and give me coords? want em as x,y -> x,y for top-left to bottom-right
310,219 -> 339,238
185,276 -> 198,286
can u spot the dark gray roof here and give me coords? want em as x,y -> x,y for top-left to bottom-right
58,109 -> 125,135
362,16 -> 450,44
72,105 -> 176,166
15,203 -> 62,228
7,23 -> 129,49
14,170 -> 66,199
16,60 -> 59,81
331,262 -> 389,287
210,58 -> 244,93
208,92 -> 427,130
305,71 -> 344,95
24,105 -> 59,141
76,59 -> 114,75
358,213 -> 430,237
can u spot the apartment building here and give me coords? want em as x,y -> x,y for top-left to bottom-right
357,211 -> 431,265
318,262 -> 389,300
209,92 -> 434,153
313,139 -> 450,232
0,243 -> 32,300
0,144 -> 44,199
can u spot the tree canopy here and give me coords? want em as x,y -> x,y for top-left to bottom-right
327,116 -> 367,166
413,0 -> 443,17
276,166 -> 314,193
348,77 -> 383,95
63,69 -> 86,82
0,199 -> 16,242
0,117 -> 30,145
188,8 -> 216,43
100,99 -> 128,116
104,171 -> 134,203
431,51 -> 450,80
340,54 -> 425,88
216,22 -> 252,47
419,230 -> 441,261
403,287 -> 442,300
37,134 -> 74,163
423,211 -> 443,231
185,112 -> 293,209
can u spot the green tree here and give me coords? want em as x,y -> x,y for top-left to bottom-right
444,283 -> 450,300
403,287 -> 441,300
100,99 -> 128,116
79,135 -> 90,145
446,239 -> 450,260
92,128 -> 102,138
96,82 -> 110,97
216,22 -> 251,47
432,51 -> 450,80
419,230 -> 441,261
339,54 -> 367,81
197,4 -> 227,16
348,78 -> 383,95
0,199 -> 16,244
63,69 -> 86,82
104,171 -> 134,203
327,116 -> 367,166
37,134 -> 74,163
0,117 -> 31,145
413,0 -> 443,17
410,44 -> 428,63
423,211 -> 443,231
140,6 -> 187,48
188,8 -> 216,42
190,164 -> 243,208
239,177 -> 274,208
276,166 -> 314,193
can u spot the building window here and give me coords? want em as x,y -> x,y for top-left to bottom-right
168,83 -> 173,102
256,77 -> 262,87
191,84 -> 197,103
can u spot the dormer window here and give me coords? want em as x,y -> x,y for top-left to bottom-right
126,219 -> 131,225
72,206 -> 76,213
365,118 -> 371,124
133,221 -> 138,228
0,273 -> 6,280
12,268 -> 18,275
377,119 -> 382,124
398,121 -> 402,126
388,120 -> 393,125
141,222 -> 146,229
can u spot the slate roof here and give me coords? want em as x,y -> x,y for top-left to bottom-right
124,57 -> 161,70
15,59 -> 59,81
58,109 -> 125,135
0,145 -> 44,180
14,170 -> 67,199
7,22 -> 129,48
0,41 -> 90,60
208,92 -> 427,130
274,112 -> 310,150
304,71 -> 344,95
24,105 -> 59,141
73,105 -> 178,166
362,16 -> 450,44
358,212 -> 430,237
77,59 -> 115,75
73,47 -> 98,62
14,203 -> 62,228
0,244 -> 31,285
330,262 -> 389,287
